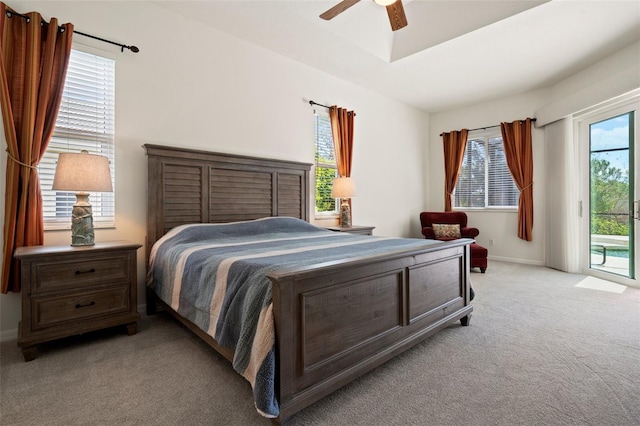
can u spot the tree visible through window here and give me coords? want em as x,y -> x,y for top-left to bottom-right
315,113 -> 337,215
38,49 -> 115,229
454,134 -> 519,208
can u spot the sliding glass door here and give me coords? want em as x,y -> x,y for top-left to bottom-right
582,101 -> 638,286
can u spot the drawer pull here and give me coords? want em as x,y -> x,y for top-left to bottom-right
75,268 -> 96,275
75,301 -> 96,309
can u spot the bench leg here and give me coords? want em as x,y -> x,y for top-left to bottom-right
591,244 -> 607,265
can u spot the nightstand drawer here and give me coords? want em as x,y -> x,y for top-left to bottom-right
32,286 -> 129,329
31,254 -> 129,293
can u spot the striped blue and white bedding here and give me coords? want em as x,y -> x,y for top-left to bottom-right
147,217 -> 441,418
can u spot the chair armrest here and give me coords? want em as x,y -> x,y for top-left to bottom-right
422,227 -> 436,239
461,227 -> 479,238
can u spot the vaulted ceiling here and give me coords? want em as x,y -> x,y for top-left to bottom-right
154,1 -> 640,112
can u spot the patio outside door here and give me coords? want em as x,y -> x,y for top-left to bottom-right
584,104 -> 637,286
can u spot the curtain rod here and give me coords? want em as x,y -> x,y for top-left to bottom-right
309,100 -> 356,116
73,30 -> 139,53
440,118 -> 536,137
6,10 -> 139,53
309,100 -> 331,109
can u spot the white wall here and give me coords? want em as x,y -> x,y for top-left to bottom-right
426,40 -> 640,267
536,41 -> 640,126
427,90 -> 549,265
0,1 -> 428,338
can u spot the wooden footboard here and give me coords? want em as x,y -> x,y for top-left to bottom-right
268,239 -> 472,423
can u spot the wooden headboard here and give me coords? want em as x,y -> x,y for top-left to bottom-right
144,144 -> 312,254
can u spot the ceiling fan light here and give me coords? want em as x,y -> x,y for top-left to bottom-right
373,0 -> 396,6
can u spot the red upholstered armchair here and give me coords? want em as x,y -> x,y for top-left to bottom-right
420,211 -> 488,273
420,211 -> 479,241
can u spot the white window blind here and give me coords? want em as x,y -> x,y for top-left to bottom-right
314,112 -> 338,215
455,139 -> 486,208
487,137 -> 519,207
39,49 -> 115,229
454,134 -> 518,209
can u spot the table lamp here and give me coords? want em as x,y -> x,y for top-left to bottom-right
52,150 -> 113,246
332,177 -> 356,228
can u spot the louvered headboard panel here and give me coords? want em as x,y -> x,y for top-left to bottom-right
144,144 -> 311,256
163,163 -> 204,229
209,168 -> 274,222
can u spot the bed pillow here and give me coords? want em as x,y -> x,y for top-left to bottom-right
433,224 -> 461,239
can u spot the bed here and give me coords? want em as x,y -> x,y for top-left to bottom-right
144,144 -> 473,424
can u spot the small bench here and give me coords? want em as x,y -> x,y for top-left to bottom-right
591,243 -> 627,265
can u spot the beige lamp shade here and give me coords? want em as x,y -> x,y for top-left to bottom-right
332,177 -> 356,199
373,0 -> 397,5
52,151 -> 113,193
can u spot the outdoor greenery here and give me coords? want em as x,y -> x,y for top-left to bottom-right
315,114 -> 337,213
315,153 -> 337,213
590,157 -> 630,236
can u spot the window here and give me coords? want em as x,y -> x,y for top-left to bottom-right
314,112 -> 338,215
39,48 -> 115,229
454,133 -> 519,208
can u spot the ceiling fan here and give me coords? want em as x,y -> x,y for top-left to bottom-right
320,0 -> 408,31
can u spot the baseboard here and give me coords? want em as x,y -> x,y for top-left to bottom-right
0,303 -> 148,344
488,255 -> 544,266
1,328 -> 18,343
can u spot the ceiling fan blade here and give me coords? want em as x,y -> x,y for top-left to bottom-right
320,0 -> 361,20
386,0 -> 408,31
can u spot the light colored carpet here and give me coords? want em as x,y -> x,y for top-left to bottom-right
1,261 -> 639,425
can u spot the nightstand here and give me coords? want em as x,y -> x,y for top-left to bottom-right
324,225 -> 375,235
14,241 -> 142,361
